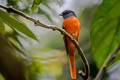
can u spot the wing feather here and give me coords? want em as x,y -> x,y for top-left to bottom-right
62,26 -> 69,54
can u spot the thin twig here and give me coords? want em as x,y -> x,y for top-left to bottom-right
0,4 -> 90,80
95,43 -> 120,80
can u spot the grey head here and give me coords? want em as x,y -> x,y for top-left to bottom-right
59,10 -> 76,19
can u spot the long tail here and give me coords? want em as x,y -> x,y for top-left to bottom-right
68,54 -> 76,79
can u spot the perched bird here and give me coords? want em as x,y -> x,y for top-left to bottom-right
59,10 -> 80,79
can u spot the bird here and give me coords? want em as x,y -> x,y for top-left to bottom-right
59,10 -> 80,79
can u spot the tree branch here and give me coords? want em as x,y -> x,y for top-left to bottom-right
0,4 -> 90,80
95,43 -> 120,80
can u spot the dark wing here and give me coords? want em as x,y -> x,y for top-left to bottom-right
62,26 -> 68,55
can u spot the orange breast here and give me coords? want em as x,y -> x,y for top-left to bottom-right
63,17 -> 80,40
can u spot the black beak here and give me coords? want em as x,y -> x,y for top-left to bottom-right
59,13 -> 63,16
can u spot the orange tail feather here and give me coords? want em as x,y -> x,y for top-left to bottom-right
69,55 -> 76,79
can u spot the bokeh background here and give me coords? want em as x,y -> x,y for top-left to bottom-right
0,0 -> 120,80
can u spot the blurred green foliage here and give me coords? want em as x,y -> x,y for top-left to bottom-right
0,17 -> 5,34
0,0 -> 120,80
0,34 -> 26,80
0,10 -> 37,40
32,0 -> 43,12
90,0 -> 120,68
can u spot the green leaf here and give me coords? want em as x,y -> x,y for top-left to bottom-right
0,17 -> 5,34
0,10 -> 37,40
90,0 -> 120,68
31,0 -> 43,12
